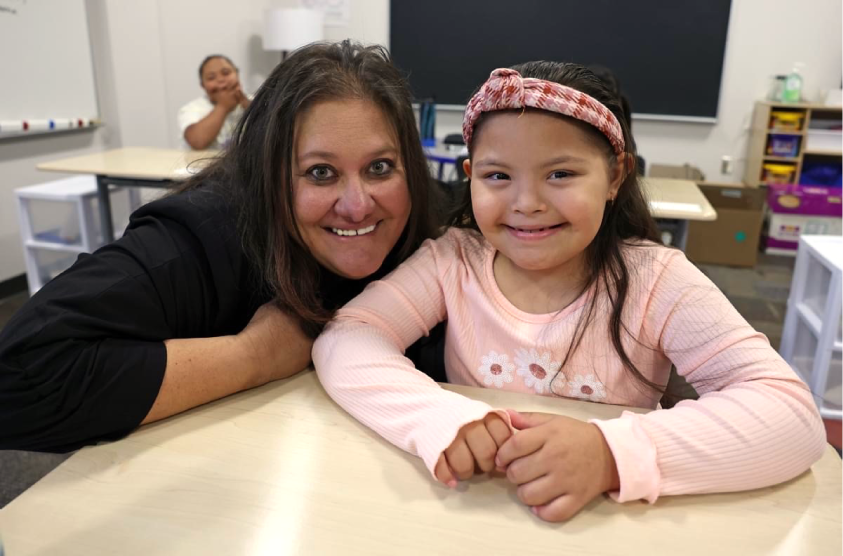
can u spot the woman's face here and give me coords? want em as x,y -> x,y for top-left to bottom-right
292,99 -> 412,279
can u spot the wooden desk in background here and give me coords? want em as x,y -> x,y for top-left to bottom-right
643,177 -> 717,249
0,371 -> 839,555
37,147 -> 218,243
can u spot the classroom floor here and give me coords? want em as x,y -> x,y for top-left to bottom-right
0,253 -> 835,509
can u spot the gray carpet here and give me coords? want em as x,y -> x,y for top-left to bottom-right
0,451 -> 71,508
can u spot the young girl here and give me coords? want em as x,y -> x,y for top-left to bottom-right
312,63 -> 826,522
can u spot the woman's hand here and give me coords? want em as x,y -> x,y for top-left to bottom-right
237,301 -> 313,387
495,410 -> 620,522
434,413 -> 511,487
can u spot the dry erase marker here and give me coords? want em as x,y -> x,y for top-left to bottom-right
52,118 -> 73,129
0,121 -> 25,132
26,120 -> 51,131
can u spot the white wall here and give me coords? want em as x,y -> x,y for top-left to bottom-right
0,1 -> 121,283
1,0 -> 840,283
105,0 -> 389,149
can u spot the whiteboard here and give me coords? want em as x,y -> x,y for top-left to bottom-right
0,0 -> 99,127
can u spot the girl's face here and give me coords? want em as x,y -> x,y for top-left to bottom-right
464,110 -> 624,284
292,98 -> 412,279
200,57 -> 239,96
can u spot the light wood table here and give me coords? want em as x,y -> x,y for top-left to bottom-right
37,147 -> 218,242
0,371 -> 839,555
644,177 -> 717,250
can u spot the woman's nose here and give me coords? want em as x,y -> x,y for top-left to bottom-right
334,177 -> 375,222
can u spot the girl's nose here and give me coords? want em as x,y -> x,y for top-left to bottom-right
512,181 -> 547,214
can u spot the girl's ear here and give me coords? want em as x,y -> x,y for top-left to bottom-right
608,152 -> 632,199
462,158 -> 473,180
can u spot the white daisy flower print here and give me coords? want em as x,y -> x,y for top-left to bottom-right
568,374 -> 607,402
514,348 -> 560,394
477,351 -> 515,388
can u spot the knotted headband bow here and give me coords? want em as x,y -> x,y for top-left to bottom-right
462,68 -> 625,156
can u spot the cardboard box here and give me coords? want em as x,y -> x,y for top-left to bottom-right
649,163 -> 706,182
685,184 -> 766,267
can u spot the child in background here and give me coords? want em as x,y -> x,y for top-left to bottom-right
178,54 -> 251,150
313,63 -> 825,522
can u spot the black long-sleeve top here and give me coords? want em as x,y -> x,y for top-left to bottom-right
0,186 -> 445,452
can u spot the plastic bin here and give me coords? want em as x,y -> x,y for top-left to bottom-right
801,159 -> 843,187
761,162 -> 797,184
766,134 -> 801,157
769,110 -> 805,131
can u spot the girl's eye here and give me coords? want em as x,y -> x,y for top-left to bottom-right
485,172 -> 510,181
549,170 -> 572,179
370,160 -> 394,176
307,165 -> 337,181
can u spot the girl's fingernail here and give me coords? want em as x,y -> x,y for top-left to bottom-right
531,506 -> 539,516
448,479 -> 458,489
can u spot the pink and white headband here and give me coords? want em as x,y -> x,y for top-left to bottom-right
462,68 -> 625,156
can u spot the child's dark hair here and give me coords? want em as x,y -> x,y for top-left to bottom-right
198,54 -> 238,81
588,65 -> 633,134
451,61 -> 673,401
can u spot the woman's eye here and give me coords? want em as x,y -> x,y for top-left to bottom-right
549,170 -> 572,179
308,166 -> 336,181
485,172 -> 510,181
370,160 -> 394,176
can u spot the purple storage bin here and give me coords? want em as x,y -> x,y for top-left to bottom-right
768,183 -> 843,216
766,184 -> 843,252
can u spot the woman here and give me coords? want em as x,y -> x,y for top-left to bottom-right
0,41 -> 442,452
178,54 -> 251,150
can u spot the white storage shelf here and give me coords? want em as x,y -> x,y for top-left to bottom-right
780,235 -> 843,419
15,176 -> 140,295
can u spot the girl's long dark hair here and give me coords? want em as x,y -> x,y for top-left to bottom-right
178,41 -> 438,338
452,61 -> 673,401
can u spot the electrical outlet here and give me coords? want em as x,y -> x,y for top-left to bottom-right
721,155 -> 733,175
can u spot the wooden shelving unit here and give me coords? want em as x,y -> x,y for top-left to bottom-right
744,101 -> 842,188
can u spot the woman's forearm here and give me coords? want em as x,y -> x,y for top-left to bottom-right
183,105 -> 228,149
142,329 -> 312,424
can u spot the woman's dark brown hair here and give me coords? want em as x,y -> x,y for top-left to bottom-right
180,41 -> 438,337
452,61 -> 673,401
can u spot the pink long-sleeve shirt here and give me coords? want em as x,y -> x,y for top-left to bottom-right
313,228 -> 826,503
